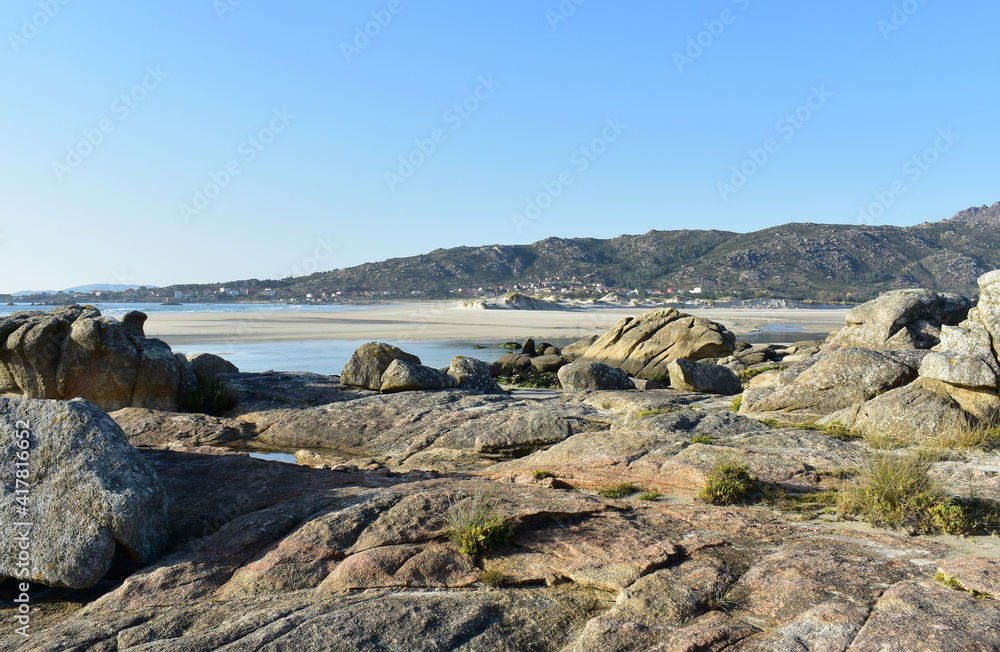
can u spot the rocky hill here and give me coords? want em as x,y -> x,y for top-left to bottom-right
167,203 -> 1000,302
947,201 -> 1000,226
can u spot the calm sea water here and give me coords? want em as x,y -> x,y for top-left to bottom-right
173,339 -> 513,375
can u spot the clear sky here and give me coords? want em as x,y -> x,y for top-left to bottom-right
2,0 -> 997,292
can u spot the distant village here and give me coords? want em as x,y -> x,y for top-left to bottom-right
3,278 -> 710,306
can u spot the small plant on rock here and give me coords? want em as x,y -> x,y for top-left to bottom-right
699,460 -> 758,505
533,469 -> 554,480
598,483 -> 638,499
446,490 -> 515,557
637,489 -> 662,501
480,568 -> 506,588
729,395 -> 743,412
636,408 -> 672,418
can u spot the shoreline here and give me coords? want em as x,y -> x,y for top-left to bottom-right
142,302 -> 849,346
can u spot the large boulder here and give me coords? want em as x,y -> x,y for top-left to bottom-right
187,352 -> 240,376
0,397 -> 168,589
340,342 -> 421,390
380,359 -> 458,393
561,335 -> 599,362
576,308 -> 736,378
530,355 -> 566,373
558,362 -> 635,391
832,289 -> 972,351
667,359 -> 742,395
0,305 -> 187,411
847,378 -> 970,440
447,356 -> 505,395
740,348 -> 924,423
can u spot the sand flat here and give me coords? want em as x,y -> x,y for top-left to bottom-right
141,302 -> 849,346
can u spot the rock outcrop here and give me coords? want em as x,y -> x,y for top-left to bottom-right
340,342 -> 421,390
831,289 -> 972,351
0,305 -> 189,411
739,272 -> 1000,437
740,348 -> 925,424
380,359 -> 458,393
5,442 -> 989,650
558,362 -> 636,391
447,356 -> 504,394
575,308 -> 736,378
667,358 -> 742,395
0,397 -> 168,589
187,352 -> 240,376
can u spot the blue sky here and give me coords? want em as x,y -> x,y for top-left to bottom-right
2,0 -> 997,292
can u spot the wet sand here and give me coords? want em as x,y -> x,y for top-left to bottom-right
142,302 -> 849,346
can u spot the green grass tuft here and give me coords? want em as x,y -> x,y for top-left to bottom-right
738,365 -> 787,381
446,491 -> 515,557
532,469 -> 554,480
636,408 -> 673,418
637,489 -> 662,501
480,568 -> 505,587
699,460 -> 758,505
598,483 -> 639,499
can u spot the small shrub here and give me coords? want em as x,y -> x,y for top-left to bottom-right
730,395 -> 742,412
690,435 -> 716,445
446,491 -> 515,557
699,460 -> 758,505
637,489 -> 662,501
480,568 -> 505,588
598,483 -> 638,499
738,365 -> 786,381
704,587 -> 736,612
533,469 -> 554,480
929,499 -> 973,534
179,372 -> 238,416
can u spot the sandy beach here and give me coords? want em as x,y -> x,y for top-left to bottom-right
142,302 -> 850,346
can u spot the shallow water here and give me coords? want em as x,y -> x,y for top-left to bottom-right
248,452 -> 298,464
174,338 -> 518,375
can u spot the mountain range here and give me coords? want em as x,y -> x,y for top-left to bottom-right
166,202 -> 1000,302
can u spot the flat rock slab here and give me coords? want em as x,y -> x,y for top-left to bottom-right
220,371 -> 369,414
849,581 -> 1000,651
937,557 -> 1000,598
